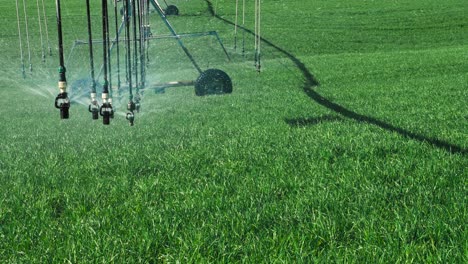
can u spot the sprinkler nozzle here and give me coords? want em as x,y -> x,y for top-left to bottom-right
135,102 -> 141,113
126,111 -> 135,126
88,100 -> 100,120
99,102 -> 114,125
127,100 -> 136,112
134,94 -> 141,113
55,92 -> 70,119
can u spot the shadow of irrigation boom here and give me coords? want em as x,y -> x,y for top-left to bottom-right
204,0 -> 466,155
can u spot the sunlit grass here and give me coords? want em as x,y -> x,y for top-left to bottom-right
0,0 -> 466,262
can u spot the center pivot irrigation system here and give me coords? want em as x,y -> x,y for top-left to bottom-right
13,0 -> 262,125
53,0 -> 245,126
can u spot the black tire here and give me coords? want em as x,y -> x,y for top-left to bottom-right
165,5 -> 179,16
195,69 -> 233,96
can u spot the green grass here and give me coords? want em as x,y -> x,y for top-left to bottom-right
0,0 -> 467,262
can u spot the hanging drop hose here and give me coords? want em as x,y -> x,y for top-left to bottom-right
124,2 -> 130,85
86,0 -> 99,120
41,0 -> 52,56
54,0 -> 70,119
234,0 -> 238,51
35,0 -> 45,62
136,0 -> 145,113
140,0 -> 146,74
146,0 -> 150,63
254,0 -> 258,68
138,0 -> 146,90
256,0 -> 261,72
114,0 -> 122,96
124,0 -> 135,126
242,0 -> 245,56
132,0 -> 141,113
22,0 -> 32,72
106,1 -> 114,112
15,0 -> 26,78
254,0 -> 261,72
100,0 -> 113,125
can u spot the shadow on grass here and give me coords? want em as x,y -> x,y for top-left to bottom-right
204,1 -> 467,155
285,115 -> 344,127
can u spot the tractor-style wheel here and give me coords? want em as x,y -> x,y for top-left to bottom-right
195,69 -> 233,96
165,5 -> 179,16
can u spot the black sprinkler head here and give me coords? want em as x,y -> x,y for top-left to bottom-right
55,92 -> 70,119
60,107 -> 70,119
135,102 -> 141,113
99,103 -> 114,125
134,95 -> 141,113
127,101 -> 136,112
103,115 -> 110,125
88,102 -> 100,120
126,112 -> 135,126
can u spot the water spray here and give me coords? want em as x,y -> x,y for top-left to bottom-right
54,0 -> 70,119
85,0 -> 99,120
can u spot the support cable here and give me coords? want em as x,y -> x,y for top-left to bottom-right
148,0 -> 203,73
242,0 -> 245,56
41,0 -> 52,55
254,0 -> 258,67
234,0 -> 238,50
15,0 -> 26,78
22,0 -> 33,72
257,0 -> 261,72
35,0 -> 45,62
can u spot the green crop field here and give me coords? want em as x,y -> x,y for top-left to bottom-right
0,0 -> 467,262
